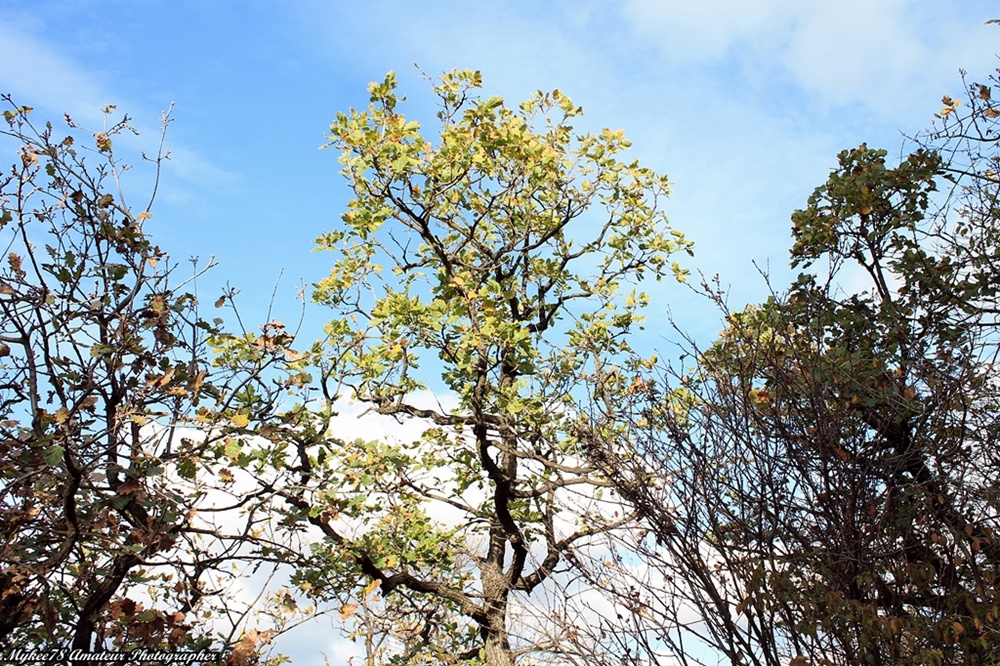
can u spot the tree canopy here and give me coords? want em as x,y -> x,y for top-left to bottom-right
596,67 -> 1000,666
249,68 -> 691,666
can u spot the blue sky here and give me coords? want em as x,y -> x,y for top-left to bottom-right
2,0 -> 998,660
3,1 -> 997,343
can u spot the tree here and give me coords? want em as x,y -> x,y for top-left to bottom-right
595,68 -> 1000,665
254,69 -> 692,665
0,98 -> 308,664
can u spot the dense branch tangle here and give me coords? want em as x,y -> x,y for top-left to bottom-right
277,69 -> 692,665
592,68 -> 1000,666
0,99 -> 313,660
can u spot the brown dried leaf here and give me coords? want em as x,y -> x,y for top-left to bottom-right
117,478 -> 141,496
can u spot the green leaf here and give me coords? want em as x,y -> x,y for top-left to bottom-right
90,343 -> 115,358
44,445 -> 65,466
177,457 -> 198,479
224,438 -> 241,459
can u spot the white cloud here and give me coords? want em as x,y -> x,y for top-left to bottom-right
0,19 -> 113,124
0,18 -> 241,203
782,1 -> 936,112
328,390 -> 458,444
620,0 -> 999,119
158,144 -> 243,197
622,0 -> 799,62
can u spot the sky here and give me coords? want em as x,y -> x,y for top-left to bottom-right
2,0 -> 998,661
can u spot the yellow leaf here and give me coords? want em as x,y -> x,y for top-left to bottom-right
231,413 -> 250,428
363,578 -> 382,599
338,603 -> 359,620
284,349 -> 307,361
136,211 -> 152,220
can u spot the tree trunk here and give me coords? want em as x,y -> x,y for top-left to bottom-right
480,556 -> 515,666
482,617 -> 514,666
